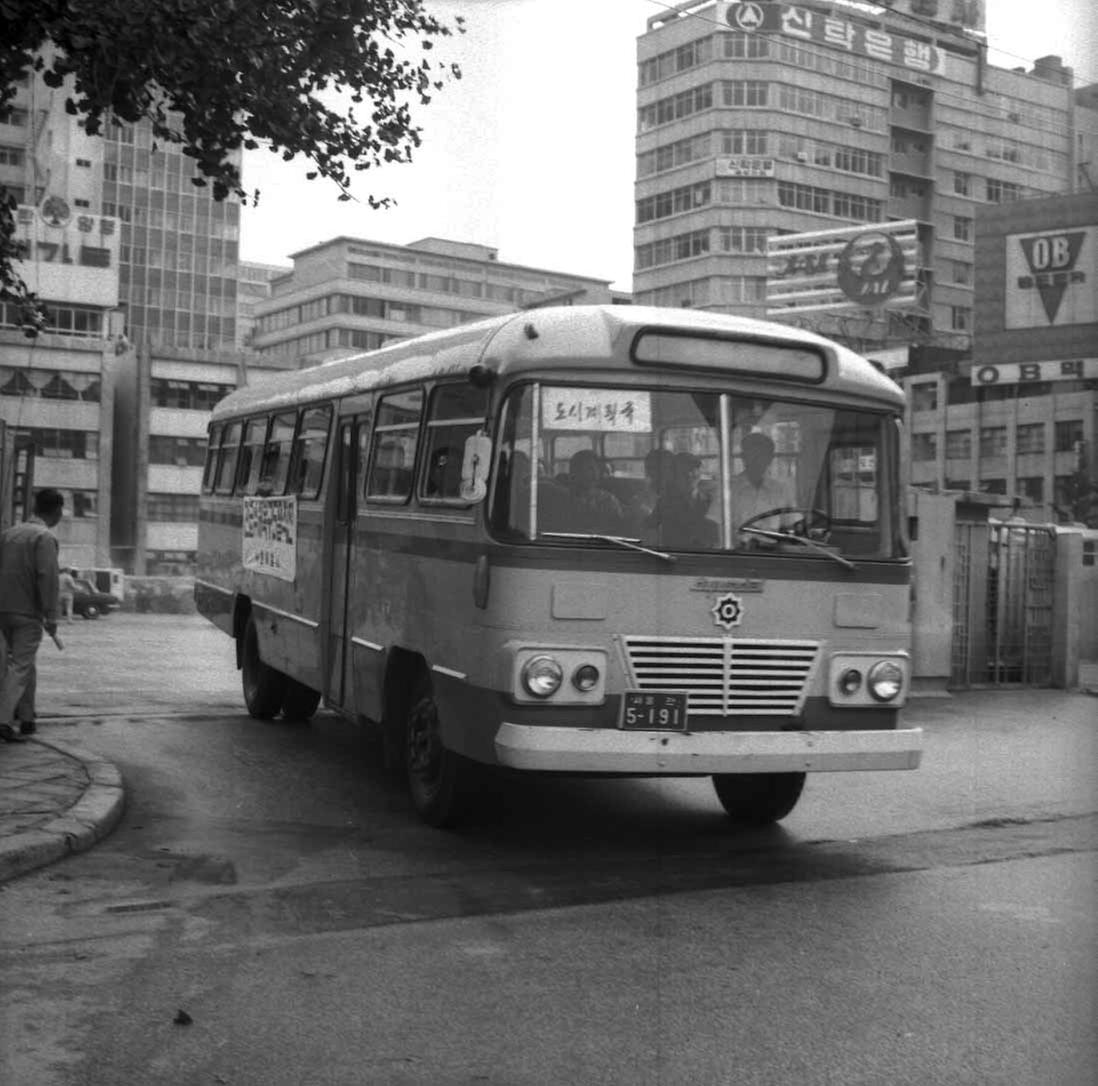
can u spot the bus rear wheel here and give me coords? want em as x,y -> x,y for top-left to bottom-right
405,673 -> 472,828
712,772 -> 805,826
281,678 -> 321,722
241,616 -> 286,720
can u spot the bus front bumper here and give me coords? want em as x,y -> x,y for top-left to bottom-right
493,723 -> 924,775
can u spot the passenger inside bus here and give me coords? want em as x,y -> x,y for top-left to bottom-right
425,446 -> 462,498
646,451 -> 719,550
564,449 -> 625,533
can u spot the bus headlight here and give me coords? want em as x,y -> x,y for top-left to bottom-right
867,660 -> 904,702
572,664 -> 601,693
521,655 -> 563,698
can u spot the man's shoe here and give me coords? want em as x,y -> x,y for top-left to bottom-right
0,724 -> 27,743
18,720 -> 36,736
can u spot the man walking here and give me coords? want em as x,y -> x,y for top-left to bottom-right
0,489 -> 63,743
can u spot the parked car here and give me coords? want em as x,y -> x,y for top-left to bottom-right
72,577 -> 121,619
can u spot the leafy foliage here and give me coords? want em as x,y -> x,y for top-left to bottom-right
0,0 -> 464,334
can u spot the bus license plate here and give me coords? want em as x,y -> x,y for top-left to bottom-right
620,691 -> 689,731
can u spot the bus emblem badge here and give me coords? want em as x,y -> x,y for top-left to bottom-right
711,594 -> 743,630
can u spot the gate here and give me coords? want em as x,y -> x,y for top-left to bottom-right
951,521 -> 1056,687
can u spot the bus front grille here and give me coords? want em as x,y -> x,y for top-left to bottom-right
621,637 -> 820,716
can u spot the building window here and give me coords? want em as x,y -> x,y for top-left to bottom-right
1016,476 -> 1044,503
980,478 -> 1007,495
946,478 -> 970,491
1015,423 -> 1045,455
146,492 -> 200,522
0,144 -> 25,166
951,306 -> 971,331
911,433 -> 937,461
911,382 -> 938,412
945,430 -> 972,460
953,216 -> 972,241
953,171 -> 971,196
979,426 -> 1007,458
951,261 -> 972,285
1054,419 -> 1084,453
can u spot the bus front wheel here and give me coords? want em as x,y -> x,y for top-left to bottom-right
405,673 -> 472,828
712,772 -> 805,826
241,616 -> 287,720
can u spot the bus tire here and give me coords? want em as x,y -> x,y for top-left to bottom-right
281,678 -> 321,723
241,616 -> 287,720
405,672 -> 472,828
712,772 -> 805,826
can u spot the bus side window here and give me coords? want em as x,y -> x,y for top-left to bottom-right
419,383 -> 488,503
202,424 -> 222,493
365,388 -> 423,502
213,421 -> 242,494
259,410 -> 298,495
290,405 -> 333,499
238,416 -> 269,495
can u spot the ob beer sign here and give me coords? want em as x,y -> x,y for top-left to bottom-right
1006,226 -> 1096,328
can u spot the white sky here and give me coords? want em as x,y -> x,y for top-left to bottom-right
238,0 -> 1098,291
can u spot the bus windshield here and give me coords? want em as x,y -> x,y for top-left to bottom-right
490,383 -> 899,560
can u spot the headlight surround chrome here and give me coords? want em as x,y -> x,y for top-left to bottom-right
837,667 -> 863,696
867,659 -> 904,702
521,655 -> 563,698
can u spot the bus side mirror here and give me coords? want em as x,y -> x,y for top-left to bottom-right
460,431 -> 492,503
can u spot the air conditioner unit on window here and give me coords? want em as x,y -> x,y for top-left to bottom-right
795,151 -> 809,162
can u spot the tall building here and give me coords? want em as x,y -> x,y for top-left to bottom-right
250,237 -> 618,365
237,261 -> 291,349
634,0 -> 1084,352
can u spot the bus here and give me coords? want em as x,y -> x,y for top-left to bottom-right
195,305 -> 922,827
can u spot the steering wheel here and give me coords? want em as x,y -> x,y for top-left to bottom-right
738,506 -> 831,537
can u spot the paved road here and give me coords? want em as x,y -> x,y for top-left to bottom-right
0,615 -> 1094,1085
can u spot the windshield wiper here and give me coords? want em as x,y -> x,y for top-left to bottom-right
739,527 -> 856,571
542,532 -> 676,563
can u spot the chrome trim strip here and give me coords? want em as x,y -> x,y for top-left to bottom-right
251,601 -> 319,629
431,664 -> 467,681
351,637 -> 383,652
193,578 -> 232,596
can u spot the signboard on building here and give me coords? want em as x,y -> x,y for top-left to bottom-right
715,156 -> 775,178
969,358 -> 1098,386
1004,225 -> 1096,329
13,201 -> 120,307
720,3 -> 946,74
766,220 -> 921,316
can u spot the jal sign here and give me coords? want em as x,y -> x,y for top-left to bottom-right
1005,226 -> 1096,329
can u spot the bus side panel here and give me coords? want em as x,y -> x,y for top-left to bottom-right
346,517 -> 485,727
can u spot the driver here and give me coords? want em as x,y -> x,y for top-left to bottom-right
729,431 -> 796,538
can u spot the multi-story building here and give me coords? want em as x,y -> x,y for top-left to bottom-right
634,0 -> 1084,351
237,261 -> 290,349
250,237 -> 617,365
902,191 -> 1097,523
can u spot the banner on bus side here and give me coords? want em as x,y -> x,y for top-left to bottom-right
242,495 -> 297,582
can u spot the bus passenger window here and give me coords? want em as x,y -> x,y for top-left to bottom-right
258,411 -> 297,495
214,421 -> 242,494
238,416 -> 268,495
290,406 -> 332,499
202,424 -> 222,493
365,388 -> 423,502
419,383 -> 488,503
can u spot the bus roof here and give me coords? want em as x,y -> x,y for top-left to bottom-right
212,305 -> 906,421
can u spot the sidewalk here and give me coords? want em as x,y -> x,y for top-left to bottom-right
0,732 -> 124,883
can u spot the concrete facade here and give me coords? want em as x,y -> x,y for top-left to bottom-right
250,237 -> 618,365
633,0 -> 1086,352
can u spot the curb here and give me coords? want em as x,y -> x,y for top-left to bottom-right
0,739 -> 126,884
